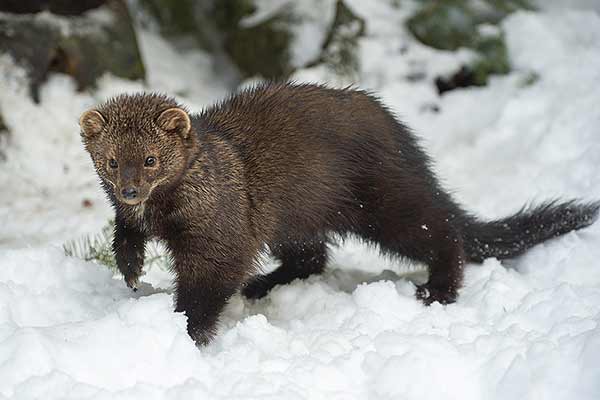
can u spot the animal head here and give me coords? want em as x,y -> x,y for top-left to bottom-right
80,93 -> 197,206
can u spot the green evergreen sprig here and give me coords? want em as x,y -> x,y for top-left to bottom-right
64,220 -> 171,271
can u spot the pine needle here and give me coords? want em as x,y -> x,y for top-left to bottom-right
63,220 -> 171,271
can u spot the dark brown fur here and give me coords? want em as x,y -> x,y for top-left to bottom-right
80,82 -> 599,344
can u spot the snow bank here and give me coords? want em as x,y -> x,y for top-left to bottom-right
1,234 -> 599,399
0,2 -> 599,399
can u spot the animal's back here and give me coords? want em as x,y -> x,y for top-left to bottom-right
198,82 -> 416,242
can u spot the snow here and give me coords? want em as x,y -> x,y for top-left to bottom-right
1,1 -> 600,399
241,0 -> 338,68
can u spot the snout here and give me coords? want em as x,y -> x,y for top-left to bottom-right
118,186 -> 145,205
121,187 -> 138,200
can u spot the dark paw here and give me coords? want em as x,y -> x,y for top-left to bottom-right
179,311 -> 215,346
416,284 -> 457,306
121,267 -> 144,291
118,258 -> 143,291
189,328 -> 212,346
242,277 -> 276,299
123,273 -> 140,291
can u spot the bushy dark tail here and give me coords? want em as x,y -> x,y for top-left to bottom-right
462,200 -> 600,263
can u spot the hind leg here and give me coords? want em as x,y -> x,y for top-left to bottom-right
242,239 -> 328,299
382,222 -> 464,305
413,229 -> 465,305
365,204 -> 465,305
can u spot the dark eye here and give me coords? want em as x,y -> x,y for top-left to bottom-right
108,159 -> 118,169
144,156 -> 157,167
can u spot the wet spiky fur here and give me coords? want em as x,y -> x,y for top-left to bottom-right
80,82 -> 599,345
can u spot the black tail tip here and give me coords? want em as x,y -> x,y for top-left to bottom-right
462,198 -> 599,263
548,199 -> 600,232
579,200 -> 600,227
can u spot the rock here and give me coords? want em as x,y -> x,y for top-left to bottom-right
435,31 -> 510,94
0,109 -> 5,132
318,0 -> 366,79
137,0 -> 294,80
407,0 -> 478,51
137,0 -> 214,49
0,0 -> 107,15
216,0 -> 294,79
407,0 -> 531,50
0,0 -> 145,102
470,30 -> 510,85
0,109 -> 7,161
218,0 -> 363,80
407,0 -> 532,92
138,0 -> 364,81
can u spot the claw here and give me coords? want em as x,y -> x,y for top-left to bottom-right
125,275 -> 139,291
415,284 -> 456,305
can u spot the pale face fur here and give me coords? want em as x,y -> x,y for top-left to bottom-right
79,94 -> 195,206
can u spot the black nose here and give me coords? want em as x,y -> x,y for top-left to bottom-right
121,187 -> 138,200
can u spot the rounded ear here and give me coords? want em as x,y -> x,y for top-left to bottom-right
157,108 -> 191,139
79,110 -> 106,139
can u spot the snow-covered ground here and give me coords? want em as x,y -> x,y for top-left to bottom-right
1,1 -> 600,399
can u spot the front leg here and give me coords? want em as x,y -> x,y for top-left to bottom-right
113,216 -> 146,290
175,272 -> 240,345
170,238 -> 252,345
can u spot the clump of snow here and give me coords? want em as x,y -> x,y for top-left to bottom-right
535,0 -> 600,13
1,1 -> 600,399
239,0 -> 292,27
